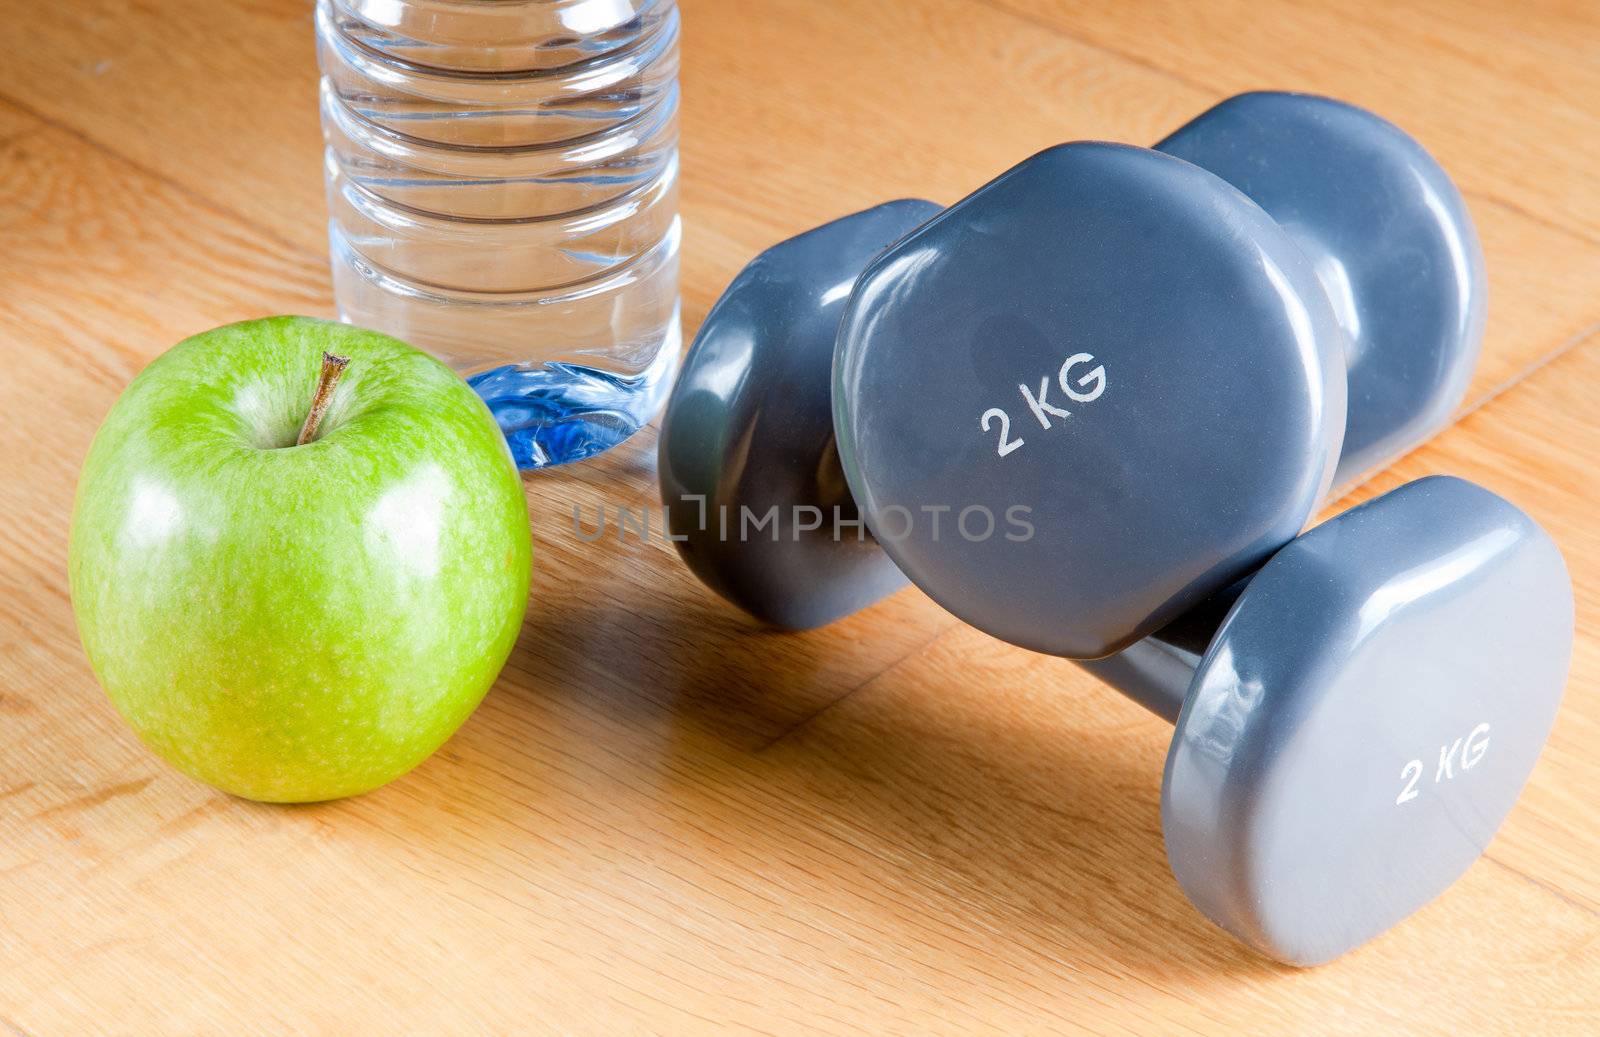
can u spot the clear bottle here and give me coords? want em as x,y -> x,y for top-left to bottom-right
316,0 -> 682,468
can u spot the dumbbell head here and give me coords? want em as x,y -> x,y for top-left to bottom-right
1155,92 -> 1486,485
1152,476 -> 1570,964
665,92 -> 1484,657
834,139 -> 1347,657
660,198 -> 937,628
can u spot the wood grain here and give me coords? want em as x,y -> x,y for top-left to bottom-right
1,0 -> 1596,1033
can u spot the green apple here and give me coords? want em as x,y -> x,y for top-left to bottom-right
68,317 -> 531,802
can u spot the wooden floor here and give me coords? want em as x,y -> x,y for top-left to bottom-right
2,0 -> 1597,1032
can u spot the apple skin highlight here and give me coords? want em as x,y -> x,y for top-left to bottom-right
68,316 -> 532,802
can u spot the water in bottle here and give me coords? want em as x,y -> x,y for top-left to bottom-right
317,0 -> 682,468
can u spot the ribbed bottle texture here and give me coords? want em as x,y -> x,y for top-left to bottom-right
317,0 -> 682,467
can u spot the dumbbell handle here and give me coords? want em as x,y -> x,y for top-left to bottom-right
1078,581 -> 1242,723
1084,648 -> 1201,724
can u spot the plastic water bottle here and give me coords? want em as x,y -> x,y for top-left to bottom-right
316,0 -> 682,468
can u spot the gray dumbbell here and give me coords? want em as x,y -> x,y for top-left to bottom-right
1080,476 -> 1570,964
659,93 -> 1573,963
667,92 -> 1488,651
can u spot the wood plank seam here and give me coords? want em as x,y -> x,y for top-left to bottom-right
1332,322 -> 1600,505
964,0 -> 1600,251
1480,854 -> 1600,921
1451,322 -> 1600,424
750,620 -> 960,755
1462,189 -> 1600,251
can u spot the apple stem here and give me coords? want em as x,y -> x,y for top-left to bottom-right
295,352 -> 351,446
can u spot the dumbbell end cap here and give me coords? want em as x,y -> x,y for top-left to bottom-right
658,200 -> 940,628
1163,476 -> 1572,965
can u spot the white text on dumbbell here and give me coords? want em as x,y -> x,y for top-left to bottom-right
1394,722 -> 1491,806
979,353 -> 1107,458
